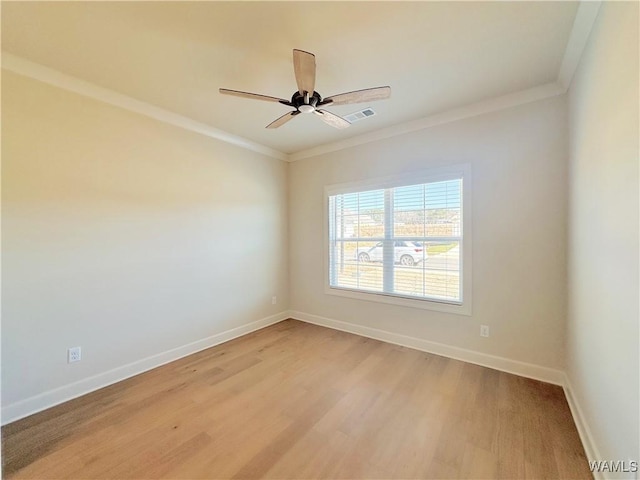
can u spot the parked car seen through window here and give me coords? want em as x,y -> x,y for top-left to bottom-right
356,241 -> 425,266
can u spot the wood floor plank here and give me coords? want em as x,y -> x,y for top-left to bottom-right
261,427 -> 346,479
231,387 -> 345,479
2,319 -> 593,479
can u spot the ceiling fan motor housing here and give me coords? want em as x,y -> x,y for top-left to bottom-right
292,91 -> 324,113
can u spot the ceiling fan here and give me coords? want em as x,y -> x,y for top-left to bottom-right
220,49 -> 391,129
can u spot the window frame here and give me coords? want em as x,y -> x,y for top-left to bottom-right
323,164 -> 472,316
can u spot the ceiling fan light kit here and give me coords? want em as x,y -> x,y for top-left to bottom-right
220,49 -> 391,129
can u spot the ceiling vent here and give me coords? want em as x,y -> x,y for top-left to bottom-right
344,108 -> 376,123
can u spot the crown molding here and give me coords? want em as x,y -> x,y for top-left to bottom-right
289,0 -> 601,162
557,1 -> 602,91
3,1 -> 600,163
1,53 -> 288,161
289,81 -> 565,162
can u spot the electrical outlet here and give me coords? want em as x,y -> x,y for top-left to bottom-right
480,325 -> 490,337
271,296 -> 277,305
68,346 -> 82,363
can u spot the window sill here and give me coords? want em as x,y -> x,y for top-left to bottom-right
325,285 -> 471,316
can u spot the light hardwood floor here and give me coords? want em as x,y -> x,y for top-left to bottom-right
2,319 -> 592,479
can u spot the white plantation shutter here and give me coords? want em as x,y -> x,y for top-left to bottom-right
328,176 -> 464,305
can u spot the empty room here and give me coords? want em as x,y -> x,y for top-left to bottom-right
1,1 -> 638,479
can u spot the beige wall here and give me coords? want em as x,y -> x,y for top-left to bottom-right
566,1 -> 639,472
2,71 -> 289,412
4,6 -> 638,466
289,95 -> 568,370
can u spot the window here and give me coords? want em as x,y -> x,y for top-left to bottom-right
325,165 -> 471,314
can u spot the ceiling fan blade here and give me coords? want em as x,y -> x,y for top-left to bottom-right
314,109 -> 350,129
321,86 -> 391,106
220,88 -> 291,105
293,49 -> 316,95
266,111 -> 299,129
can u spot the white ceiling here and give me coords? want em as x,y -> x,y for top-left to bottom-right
2,2 -> 580,156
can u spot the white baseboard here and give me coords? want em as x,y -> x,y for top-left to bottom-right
563,373 -> 604,480
289,310 -> 565,386
2,311 -> 290,426
5,308 -> 601,476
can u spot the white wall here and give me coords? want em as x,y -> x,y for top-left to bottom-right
1,71 -> 289,420
289,95 -> 568,372
566,1 -> 639,474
